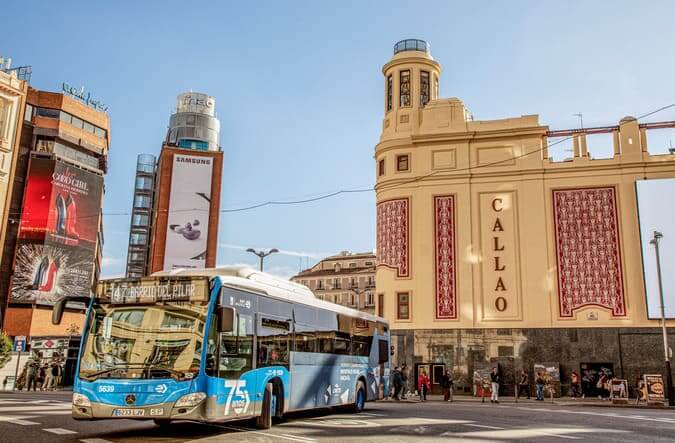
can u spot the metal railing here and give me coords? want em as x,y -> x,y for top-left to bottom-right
394,39 -> 430,55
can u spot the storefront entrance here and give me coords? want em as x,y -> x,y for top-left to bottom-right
415,363 -> 446,395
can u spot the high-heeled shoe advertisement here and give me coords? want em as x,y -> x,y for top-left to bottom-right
9,241 -> 95,305
9,157 -> 103,304
17,157 -> 103,248
163,153 -> 214,270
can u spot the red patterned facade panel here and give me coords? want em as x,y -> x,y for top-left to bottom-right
376,198 -> 409,277
434,195 -> 457,319
553,187 -> 626,317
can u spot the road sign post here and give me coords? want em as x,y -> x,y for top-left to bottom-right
12,336 -> 26,391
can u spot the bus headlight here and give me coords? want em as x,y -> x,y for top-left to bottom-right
73,393 -> 91,407
175,392 -> 206,408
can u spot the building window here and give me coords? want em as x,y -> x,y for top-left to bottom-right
24,104 -> 33,122
367,276 -> 374,287
133,195 -> 151,209
420,71 -> 430,106
498,346 -> 514,357
396,154 -> 409,172
434,74 -> 439,99
131,214 -> 149,227
378,293 -> 384,317
350,277 -> 357,288
366,292 -> 375,307
399,70 -> 411,107
316,280 -> 324,290
130,233 -> 147,245
378,158 -> 385,176
334,263 -> 341,272
386,74 -> 393,111
365,261 -> 373,266
396,292 -> 410,320
333,278 -> 341,289
349,293 -> 356,307
135,176 -> 153,191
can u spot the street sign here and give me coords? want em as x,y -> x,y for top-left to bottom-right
13,336 -> 26,352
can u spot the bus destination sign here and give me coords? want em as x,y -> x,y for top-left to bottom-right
98,277 -> 209,304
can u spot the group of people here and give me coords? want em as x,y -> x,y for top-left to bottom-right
25,360 -> 63,391
390,365 -> 455,402
516,368 -> 548,401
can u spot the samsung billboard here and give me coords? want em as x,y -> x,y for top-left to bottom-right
163,153 -> 213,270
636,178 -> 675,319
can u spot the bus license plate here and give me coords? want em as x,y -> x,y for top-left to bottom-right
114,409 -> 145,417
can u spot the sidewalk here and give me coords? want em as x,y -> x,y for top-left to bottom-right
390,394 -> 673,410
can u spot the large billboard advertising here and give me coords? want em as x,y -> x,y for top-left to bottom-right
10,157 -> 103,304
163,154 -> 213,270
636,179 -> 675,319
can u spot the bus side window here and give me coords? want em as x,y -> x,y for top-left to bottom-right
258,317 -> 290,367
378,339 -> 389,364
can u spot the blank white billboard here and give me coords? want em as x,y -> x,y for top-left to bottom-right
636,179 -> 675,319
163,154 -> 213,270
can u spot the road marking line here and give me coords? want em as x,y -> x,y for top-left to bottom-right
44,428 -> 78,435
80,439 -> 115,443
9,418 -> 40,425
221,425 -> 316,442
281,433 -> 317,442
465,424 -> 504,429
0,415 -> 37,422
0,406 -> 71,412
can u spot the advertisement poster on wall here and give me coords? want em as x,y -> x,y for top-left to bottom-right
10,157 -> 103,304
644,374 -> 666,405
18,156 -> 103,247
163,154 -> 213,270
10,240 -> 95,304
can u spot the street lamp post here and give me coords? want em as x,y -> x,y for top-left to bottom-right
246,248 -> 279,272
350,286 -> 367,310
650,230 -> 674,406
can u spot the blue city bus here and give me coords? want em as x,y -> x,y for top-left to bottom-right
51,266 -> 390,428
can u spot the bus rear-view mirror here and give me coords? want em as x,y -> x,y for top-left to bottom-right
52,297 -> 67,325
218,306 -> 236,333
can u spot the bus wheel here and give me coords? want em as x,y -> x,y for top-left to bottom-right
352,380 -> 366,413
256,383 -> 273,429
153,419 -> 172,427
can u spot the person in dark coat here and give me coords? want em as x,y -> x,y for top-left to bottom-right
517,369 -> 530,399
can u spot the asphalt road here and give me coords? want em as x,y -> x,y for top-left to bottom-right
1,391 -> 675,442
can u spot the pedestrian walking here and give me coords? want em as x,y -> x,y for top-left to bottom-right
440,369 -> 451,401
517,369 -> 530,399
418,369 -> 430,402
535,372 -> 545,401
489,367 -> 501,403
391,366 -> 403,400
37,365 -> 47,391
400,363 -> 409,399
26,360 -> 38,391
570,371 -> 581,398
53,364 -> 63,390
597,372 -> 610,400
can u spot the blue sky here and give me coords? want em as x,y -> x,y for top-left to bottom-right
4,1 -> 675,278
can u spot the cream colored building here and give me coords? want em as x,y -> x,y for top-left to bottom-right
375,39 -> 675,395
0,65 -> 27,269
291,251 -> 376,314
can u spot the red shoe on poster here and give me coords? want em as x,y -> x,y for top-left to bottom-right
38,259 -> 59,292
65,193 -> 80,241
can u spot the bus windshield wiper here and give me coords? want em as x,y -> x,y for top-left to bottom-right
83,365 -> 129,380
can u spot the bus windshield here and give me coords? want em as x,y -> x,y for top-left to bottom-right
79,301 -> 209,381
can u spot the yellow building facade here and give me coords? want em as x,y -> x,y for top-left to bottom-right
375,40 -> 675,395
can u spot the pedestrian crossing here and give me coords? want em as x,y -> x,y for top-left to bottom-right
0,396 -> 84,437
